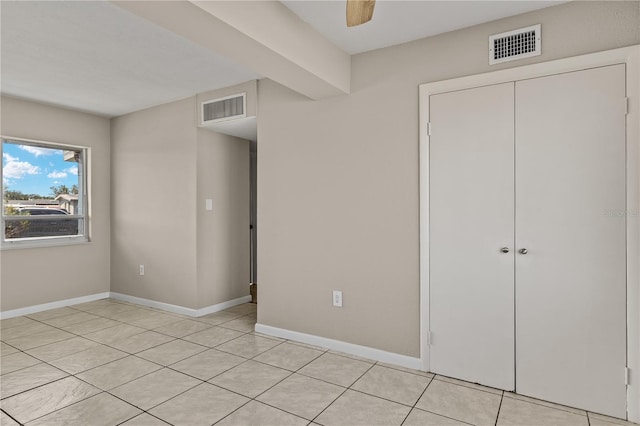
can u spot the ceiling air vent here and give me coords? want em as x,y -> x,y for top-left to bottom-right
201,93 -> 246,125
489,24 -> 541,65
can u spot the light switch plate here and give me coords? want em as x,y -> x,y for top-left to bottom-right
333,290 -> 343,307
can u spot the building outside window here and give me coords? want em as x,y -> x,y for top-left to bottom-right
1,138 -> 88,248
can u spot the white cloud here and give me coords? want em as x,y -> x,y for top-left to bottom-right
3,155 -> 40,179
65,166 -> 78,175
3,152 -> 17,162
48,171 -> 67,179
19,145 -> 55,157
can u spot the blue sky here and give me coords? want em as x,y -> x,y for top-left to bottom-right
2,142 -> 79,197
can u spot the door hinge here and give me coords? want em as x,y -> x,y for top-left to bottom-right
427,122 -> 432,136
426,331 -> 433,345
625,97 -> 629,115
625,367 -> 630,386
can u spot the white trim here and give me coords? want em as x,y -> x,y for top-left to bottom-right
193,295 -> 252,317
419,65 -> 431,375
109,292 -> 251,317
625,46 -> 640,423
0,292 -> 110,319
0,135 -> 89,151
1,237 -> 90,251
419,45 -> 640,422
255,323 -> 422,371
1,136 -> 89,249
1,292 -> 252,320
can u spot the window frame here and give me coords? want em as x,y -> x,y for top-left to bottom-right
1,136 -> 89,249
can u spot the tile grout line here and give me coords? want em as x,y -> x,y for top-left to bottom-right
23,387 -> 111,425
0,300 -> 259,423
494,392 -> 505,426
115,410 -> 168,426
3,303 -> 143,350
503,393 -> 589,418
401,374 -> 485,426
248,346 -> 327,374
117,325 -> 262,378
0,408 -> 22,426
308,359 -> 377,424
8,301 -> 619,426
1,303 -> 254,422
220,340 -> 332,420
0,374 -> 93,424
3,333 -> 444,421
17,309 -> 256,371
106,389 -> 172,425
9,317 -> 411,425
433,374 -> 505,396
0,364 -> 70,401
209,362 -> 302,425
91,322 -> 278,418
400,371 -> 433,426
3,301 -> 252,348
401,373 -> 432,425
106,317 -> 304,425
211,339 -> 364,424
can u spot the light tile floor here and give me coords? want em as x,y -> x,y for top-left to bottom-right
0,299 -> 637,425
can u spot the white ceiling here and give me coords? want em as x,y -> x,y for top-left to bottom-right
1,0 -> 564,118
0,1 -> 260,117
282,1 -> 564,55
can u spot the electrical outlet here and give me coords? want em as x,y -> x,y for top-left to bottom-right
139,265 -> 145,276
333,290 -> 343,307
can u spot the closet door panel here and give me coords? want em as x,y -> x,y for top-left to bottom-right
515,65 -> 626,417
430,83 -> 515,390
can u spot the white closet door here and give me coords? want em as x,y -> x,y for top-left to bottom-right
430,83 -> 515,390
515,65 -> 627,417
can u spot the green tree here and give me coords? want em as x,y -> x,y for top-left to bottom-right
3,205 -> 30,239
3,189 -> 50,200
4,190 -> 29,200
50,184 -> 78,196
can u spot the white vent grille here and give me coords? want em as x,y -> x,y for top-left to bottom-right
489,24 -> 541,65
201,93 -> 246,125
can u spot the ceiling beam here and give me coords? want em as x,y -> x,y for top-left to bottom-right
111,1 -> 350,99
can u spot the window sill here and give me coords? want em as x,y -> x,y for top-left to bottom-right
1,236 -> 89,250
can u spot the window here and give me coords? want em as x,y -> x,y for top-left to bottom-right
1,138 -> 88,247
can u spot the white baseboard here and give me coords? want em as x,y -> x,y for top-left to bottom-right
1,292 -> 252,320
0,292 -> 110,320
109,292 -> 251,317
193,295 -> 252,317
255,323 -> 423,371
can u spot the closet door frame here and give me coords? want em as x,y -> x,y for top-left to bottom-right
419,45 -> 640,422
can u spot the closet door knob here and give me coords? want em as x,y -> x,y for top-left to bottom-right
500,247 -> 510,253
519,248 -> 528,255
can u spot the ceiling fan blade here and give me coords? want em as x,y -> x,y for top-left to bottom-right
346,0 -> 375,27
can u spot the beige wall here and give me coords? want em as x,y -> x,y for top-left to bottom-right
0,96 -> 111,311
257,1 -> 640,356
110,97 -> 199,308
111,97 -> 250,310
196,129 -> 250,308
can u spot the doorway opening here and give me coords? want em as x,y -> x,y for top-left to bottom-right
249,139 -> 257,302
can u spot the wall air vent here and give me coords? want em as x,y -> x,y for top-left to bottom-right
489,24 -> 541,65
201,93 -> 246,125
